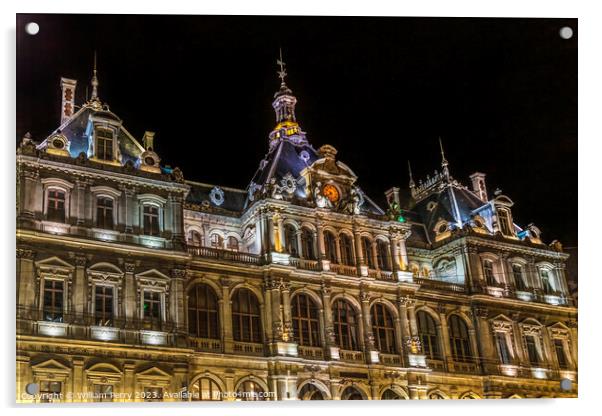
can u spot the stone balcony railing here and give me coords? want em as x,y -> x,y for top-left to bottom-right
190,337 -> 222,353
339,349 -> 364,363
233,341 -> 264,356
187,246 -> 264,265
329,263 -> 358,277
297,345 -> 324,360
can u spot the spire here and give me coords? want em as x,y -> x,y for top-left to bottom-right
408,160 -> 415,189
276,48 -> 288,88
439,136 -> 450,179
271,48 -> 297,124
90,51 -> 99,101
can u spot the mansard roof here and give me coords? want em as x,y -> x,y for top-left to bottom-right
41,104 -> 146,167
186,180 -> 247,214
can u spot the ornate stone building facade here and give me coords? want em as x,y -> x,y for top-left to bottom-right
16,59 -> 577,402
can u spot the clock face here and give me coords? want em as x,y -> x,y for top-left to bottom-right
322,184 -> 340,203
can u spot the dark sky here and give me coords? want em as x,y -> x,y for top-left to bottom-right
16,14 -> 577,246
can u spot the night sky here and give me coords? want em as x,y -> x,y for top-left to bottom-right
16,14 -> 577,246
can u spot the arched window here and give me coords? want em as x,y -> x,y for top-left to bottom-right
371,303 -> 396,354
190,377 -> 222,401
301,228 -> 316,260
332,299 -> 359,350
187,284 -> 220,339
299,383 -> 325,400
210,233 -> 224,249
232,289 -> 262,343
381,389 -> 404,400
324,231 -> 338,264
291,294 -> 321,347
188,230 -> 203,247
417,311 -> 441,360
341,386 -> 363,400
376,240 -> 390,271
361,237 -> 374,269
236,380 -> 266,401
428,392 -> 446,400
340,234 -> 355,266
449,315 -> 472,363
226,236 -> 239,251
284,225 -> 298,257
482,259 -> 497,286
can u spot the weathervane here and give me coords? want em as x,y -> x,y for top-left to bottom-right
276,48 -> 287,84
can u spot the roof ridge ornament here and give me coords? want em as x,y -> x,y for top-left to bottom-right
89,51 -> 102,109
277,47 -> 287,87
439,136 -> 450,180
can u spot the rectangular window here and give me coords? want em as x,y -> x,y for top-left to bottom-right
525,335 -> 540,366
93,384 -> 114,402
143,205 -> 160,236
96,129 -> 114,161
541,270 -> 554,294
143,291 -> 161,321
143,387 -> 163,402
39,381 -> 62,403
554,339 -> 568,369
512,264 -> 527,291
47,189 -> 66,223
43,279 -> 64,322
483,260 -> 497,286
95,286 -> 114,326
495,332 -> 511,365
96,197 -> 114,229
497,209 -> 512,236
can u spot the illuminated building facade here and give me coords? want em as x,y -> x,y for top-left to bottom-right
16,58 -> 577,402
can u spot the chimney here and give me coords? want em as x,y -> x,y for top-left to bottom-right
60,78 -> 77,124
469,172 -> 488,202
385,187 -> 400,206
143,131 -> 155,151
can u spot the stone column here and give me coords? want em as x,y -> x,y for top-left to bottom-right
554,262 -> 571,301
123,262 -> 137,329
353,231 -> 364,266
72,255 -> 88,326
437,307 -> 454,371
295,229 -> 303,258
281,281 -> 293,342
321,283 -> 339,360
75,179 -> 87,226
122,186 -> 136,234
220,278 -> 233,353
466,246 -> 483,291
171,365 -> 188,402
397,296 -> 412,350
329,379 -> 341,400
71,357 -> 85,403
267,212 -> 276,253
360,290 -> 378,363
169,194 -> 185,249
371,241 -> 378,269
18,169 -> 39,221
270,279 -> 283,342
16,355 -> 32,403
123,362 -> 136,401
567,320 -> 578,365
316,219 -> 326,260
170,268 -> 187,347
390,236 -> 400,272
16,249 -> 36,320
275,213 -> 285,253
473,307 -> 497,373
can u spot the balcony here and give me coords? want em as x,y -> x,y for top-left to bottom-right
289,257 -> 321,272
190,337 -> 222,352
379,353 -> 402,366
298,345 -> 324,360
414,278 -> 466,293
339,349 -> 364,363
368,269 -> 395,281
329,263 -> 358,277
452,361 -> 479,374
233,341 -> 264,356
188,246 -> 264,265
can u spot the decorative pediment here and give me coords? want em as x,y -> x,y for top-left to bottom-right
35,256 -> 74,276
136,365 -> 172,379
88,262 -> 123,275
31,358 -> 71,373
135,269 -> 170,290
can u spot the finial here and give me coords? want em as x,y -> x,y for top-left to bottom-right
439,136 -> 451,180
408,160 -> 415,188
276,47 -> 287,86
90,51 -> 99,101
439,136 -> 448,166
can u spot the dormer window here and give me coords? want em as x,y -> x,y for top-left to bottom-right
497,208 -> 513,237
95,128 -> 114,161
